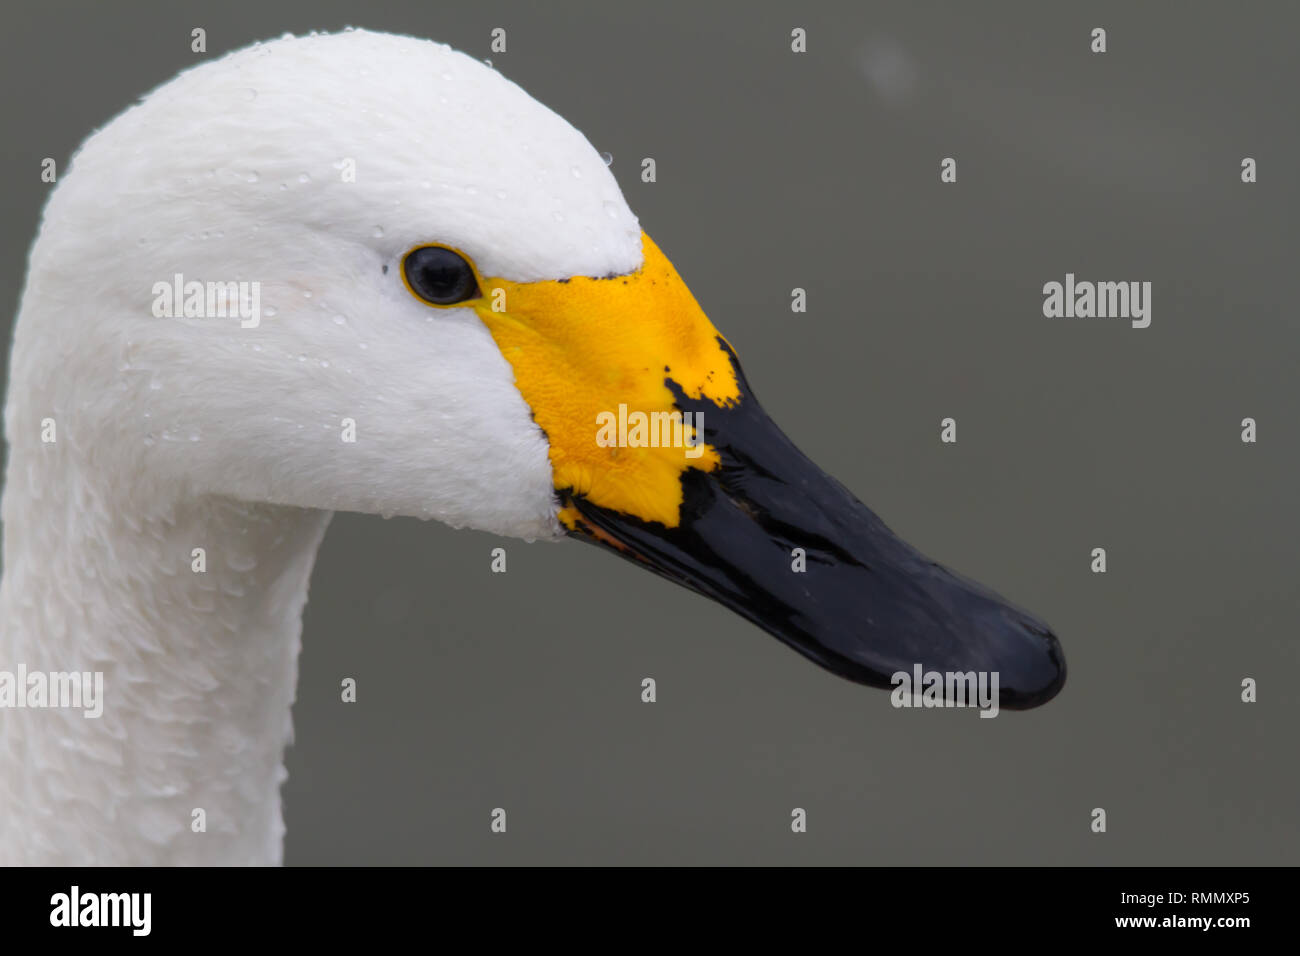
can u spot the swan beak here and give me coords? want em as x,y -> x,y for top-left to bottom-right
474,234 -> 1066,709
562,368 -> 1067,710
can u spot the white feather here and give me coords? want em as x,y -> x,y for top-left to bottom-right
0,29 -> 643,864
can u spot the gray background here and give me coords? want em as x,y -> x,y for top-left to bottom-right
2,1 -> 1296,864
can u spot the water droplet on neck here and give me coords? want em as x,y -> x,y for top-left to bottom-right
246,171 -> 260,183
332,314 -> 347,326
552,211 -> 566,223
297,172 -> 311,183
240,88 -> 258,102
495,189 -> 508,200
372,226 -> 384,238
483,58 -> 493,67
264,305 -> 278,317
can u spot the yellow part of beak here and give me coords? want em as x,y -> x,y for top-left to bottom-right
473,232 -> 741,528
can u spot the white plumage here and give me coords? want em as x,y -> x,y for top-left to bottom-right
0,30 -> 642,864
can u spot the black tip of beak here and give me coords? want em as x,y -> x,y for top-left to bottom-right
565,343 -> 1067,711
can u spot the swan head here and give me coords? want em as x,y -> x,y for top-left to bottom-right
14,29 -> 1065,707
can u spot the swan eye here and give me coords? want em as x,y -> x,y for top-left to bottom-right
402,245 -> 480,306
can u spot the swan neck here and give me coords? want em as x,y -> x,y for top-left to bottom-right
0,443 -> 331,864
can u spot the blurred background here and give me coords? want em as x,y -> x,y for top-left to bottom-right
1,0 -> 1296,864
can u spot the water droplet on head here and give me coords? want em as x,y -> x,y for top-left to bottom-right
495,189 -> 508,200
420,180 -> 431,189
264,305 -> 278,318
465,184 -> 478,196
320,360 -> 330,368
570,166 -> 583,179
332,314 -> 347,326
240,88 -> 258,102
297,354 -> 307,363
297,172 -> 311,184
483,58 -> 493,68
372,226 -> 384,238
246,171 -> 260,183
603,201 -> 620,219
279,183 -> 288,191
302,290 -> 313,298
601,151 -> 614,166
440,71 -> 453,81
359,343 -> 369,350
552,211 -> 565,222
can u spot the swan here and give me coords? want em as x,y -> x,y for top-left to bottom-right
0,29 -> 1065,865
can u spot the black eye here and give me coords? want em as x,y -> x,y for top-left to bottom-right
402,246 -> 480,305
